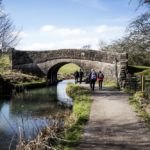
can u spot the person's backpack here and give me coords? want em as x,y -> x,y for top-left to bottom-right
74,71 -> 79,78
98,72 -> 104,79
91,72 -> 97,80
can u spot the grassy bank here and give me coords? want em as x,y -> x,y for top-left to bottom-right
58,63 -> 80,79
135,69 -> 150,76
0,53 -> 11,74
129,92 -> 150,124
58,63 -> 80,75
1,71 -> 46,93
103,80 -> 118,89
0,53 -> 46,91
58,83 -> 92,149
128,65 -> 150,74
14,80 -> 46,92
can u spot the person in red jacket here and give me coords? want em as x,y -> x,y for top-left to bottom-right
97,70 -> 104,90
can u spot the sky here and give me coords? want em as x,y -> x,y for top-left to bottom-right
3,0 -> 148,50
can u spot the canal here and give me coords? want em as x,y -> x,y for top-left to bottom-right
0,80 -> 73,150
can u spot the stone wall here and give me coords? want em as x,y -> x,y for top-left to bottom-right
12,49 -> 127,66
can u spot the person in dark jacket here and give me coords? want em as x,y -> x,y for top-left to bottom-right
79,69 -> 84,84
89,69 -> 97,91
74,70 -> 79,84
97,70 -> 104,90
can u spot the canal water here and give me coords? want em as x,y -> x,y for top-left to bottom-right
0,80 -> 73,150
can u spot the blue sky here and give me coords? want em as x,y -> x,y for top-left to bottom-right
3,0 -> 148,50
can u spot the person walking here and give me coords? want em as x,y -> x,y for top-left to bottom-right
97,70 -> 104,90
89,69 -> 97,91
79,69 -> 84,84
74,70 -> 79,84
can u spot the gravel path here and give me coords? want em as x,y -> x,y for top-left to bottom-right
78,86 -> 150,150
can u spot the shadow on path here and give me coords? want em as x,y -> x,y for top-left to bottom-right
78,87 -> 150,150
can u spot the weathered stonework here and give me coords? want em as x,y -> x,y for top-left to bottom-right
11,49 -> 128,85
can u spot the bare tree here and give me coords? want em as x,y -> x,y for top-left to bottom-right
98,40 -> 107,51
129,0 -> 150,6
127,12 -> 150,52
0,0 -> 19,51
101,1 -> 150,65
139,0 -> 150,5
82,44 -> 91,49
129,0 -> 150,11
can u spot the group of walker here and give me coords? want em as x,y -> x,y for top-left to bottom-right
74,69 -> 104,91
74,69 -> 84,84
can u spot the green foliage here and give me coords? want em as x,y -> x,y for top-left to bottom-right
129,92 -> 150,123
103,80 -> 118,89
58,63 -> 80,76
0,53 -> 11,74
135,69 -> 150,76
128,52 -> 150,66
0,53 -> 45,86
2,71 -> 44,85
15,80 -> 46,90
123,87 -> 135,94
58,63 -> 80,80
128,65 -> 150,74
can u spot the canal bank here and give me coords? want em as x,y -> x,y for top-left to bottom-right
0,73 -> 48,99
0,80 -> 74,150
16,83 -> 92,150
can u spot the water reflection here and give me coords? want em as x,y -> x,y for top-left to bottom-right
57,79 -> 74,107
0,80 -> 73,150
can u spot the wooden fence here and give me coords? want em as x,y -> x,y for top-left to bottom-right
124,75 -> 150,100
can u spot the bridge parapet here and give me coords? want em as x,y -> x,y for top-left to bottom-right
12,49 -> 127,66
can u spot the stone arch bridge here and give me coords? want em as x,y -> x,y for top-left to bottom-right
11,49 -> 128,85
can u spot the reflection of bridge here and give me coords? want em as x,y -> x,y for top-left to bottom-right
11,49 -> 128,85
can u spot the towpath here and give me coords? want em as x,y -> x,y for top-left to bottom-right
78,86 -> 150,150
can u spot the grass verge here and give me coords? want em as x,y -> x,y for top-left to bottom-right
58,83 -> 92,149
0,53 -> 11,74
129,92 -> 150,124
103,80 -> 118,89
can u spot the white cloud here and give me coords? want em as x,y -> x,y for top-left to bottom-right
40,25 -> 86,37
40,25 -> 56,32
20,37 -> 98,50
16,24 -> 125,50
95,25 -> 124,33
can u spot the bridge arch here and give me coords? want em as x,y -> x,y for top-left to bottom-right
11,49 -> 128,85
47,62 -> 83,84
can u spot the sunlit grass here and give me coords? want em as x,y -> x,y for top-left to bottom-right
58,63 -> 80,74
59,83 -> 91,149
103,80 -> 118,89
128,65 -> 150,74
0,53 -> 11,74
129,92 -> 150,124
58,63 -> 80,79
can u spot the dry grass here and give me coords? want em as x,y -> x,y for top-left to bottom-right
16,112 -> 70,150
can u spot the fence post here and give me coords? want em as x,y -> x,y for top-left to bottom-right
141,75 -> 145,92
